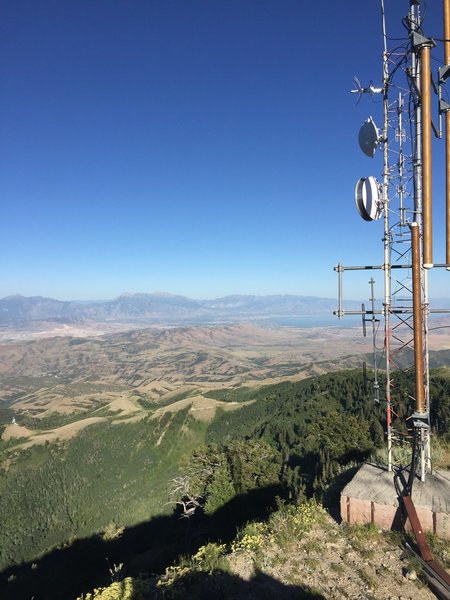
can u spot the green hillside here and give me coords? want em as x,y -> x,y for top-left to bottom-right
0,368 -> 448,599
0,408 -> 207,571
208,368 -> 449,487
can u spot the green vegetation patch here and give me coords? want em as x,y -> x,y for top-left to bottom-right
207,369 -> 449,492
204,384 -> 264,403
0,408 -> 208,571
18,405 -> 107,430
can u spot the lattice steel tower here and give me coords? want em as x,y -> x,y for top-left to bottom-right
335,0 -> 450,482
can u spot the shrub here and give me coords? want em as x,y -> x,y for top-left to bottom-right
102,522 -> 125,541
156,542 -> 229,589
268,499 -> 327,549
77,577 -> 151,600
231,521 -> 267,554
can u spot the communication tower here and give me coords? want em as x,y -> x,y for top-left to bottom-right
335,0 -> 450,483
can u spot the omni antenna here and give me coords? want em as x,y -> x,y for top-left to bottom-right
361,279 -> 381,404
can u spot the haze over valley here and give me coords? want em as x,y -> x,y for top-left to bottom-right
1,290 -> 449,450
0,292 -> 362,340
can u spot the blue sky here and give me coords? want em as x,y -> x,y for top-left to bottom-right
1,0 -> 449,300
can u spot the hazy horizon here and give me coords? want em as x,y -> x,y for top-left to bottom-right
1,290 -> 341,301
2,290 -> 450,308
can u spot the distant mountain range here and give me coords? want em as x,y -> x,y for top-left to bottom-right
1,293 -> 449,327
0,292 -> 355,326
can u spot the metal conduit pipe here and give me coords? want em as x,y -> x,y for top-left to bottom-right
444,0 -> 450,268
421,45 -> 433,268
410,222 -> 426,413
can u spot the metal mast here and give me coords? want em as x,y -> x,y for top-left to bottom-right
335,0 -> 450,484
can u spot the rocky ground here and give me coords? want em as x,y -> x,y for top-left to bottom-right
79,502 -> 448,599
226,515 -> 438,599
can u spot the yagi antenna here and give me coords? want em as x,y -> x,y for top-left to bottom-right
361,303 -> 367,337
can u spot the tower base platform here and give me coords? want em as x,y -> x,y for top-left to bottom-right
341,463 -> 450,539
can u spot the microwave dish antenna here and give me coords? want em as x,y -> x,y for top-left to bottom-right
359,117 -> 380,158
355,176 -> 383,221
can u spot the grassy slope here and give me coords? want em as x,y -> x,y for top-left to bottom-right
0,408 -> 208,570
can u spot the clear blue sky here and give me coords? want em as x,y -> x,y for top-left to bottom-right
1,0 -> 448,300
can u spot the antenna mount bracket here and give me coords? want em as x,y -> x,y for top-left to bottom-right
439,65 -> 450,84
439,99 -> 450,114
411,32 -> 435,50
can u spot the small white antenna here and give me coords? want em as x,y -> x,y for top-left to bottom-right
351,76 -> 383,104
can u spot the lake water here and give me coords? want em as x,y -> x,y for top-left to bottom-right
254,315 -> 361,328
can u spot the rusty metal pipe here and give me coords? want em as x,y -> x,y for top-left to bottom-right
411,223 -> 426,413
421,46 -> 433,268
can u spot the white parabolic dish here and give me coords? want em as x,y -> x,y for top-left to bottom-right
355,176 -> 383,221
358,116 -> 380,158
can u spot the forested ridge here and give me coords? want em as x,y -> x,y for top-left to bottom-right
207,368 -> 450,491
0,408 -> 207,571
208,368 -> 450,444
0,368 -> 448,599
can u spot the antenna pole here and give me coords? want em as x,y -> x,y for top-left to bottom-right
337,263 -> 343,319
411,223 -> 425,414
421,43 -> 434,267
411,221 -> 429,482
411,4 -> 423,221
444,0 -> 450,268
409,1 -> 431,481
381,0 -> 392,471
369,278 -> 380,403
423,267 -> 432,472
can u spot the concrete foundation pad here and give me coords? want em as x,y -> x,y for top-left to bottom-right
341,463 -> 450,539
